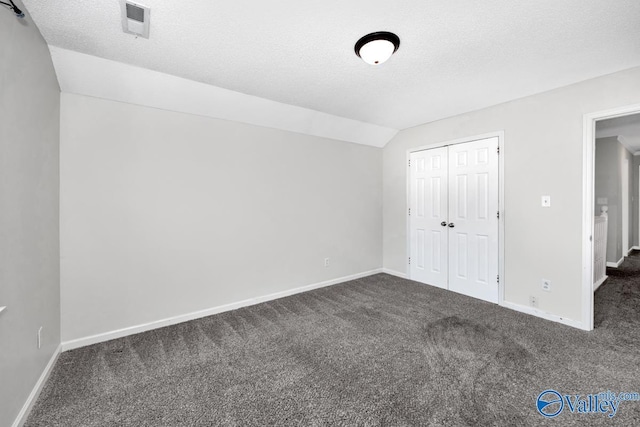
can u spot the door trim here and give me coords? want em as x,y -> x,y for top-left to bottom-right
583,103 -> 640,332
406,131 -> 505,305
622,159 -> 630,256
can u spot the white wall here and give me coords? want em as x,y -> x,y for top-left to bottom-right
60,94 -> 382,343
0,4 -> 60,426
383,66 -> 640,325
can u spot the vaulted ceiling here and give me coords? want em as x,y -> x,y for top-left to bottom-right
22,0 -> 640,146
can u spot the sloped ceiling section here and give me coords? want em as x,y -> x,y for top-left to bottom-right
50,48 -> 398,147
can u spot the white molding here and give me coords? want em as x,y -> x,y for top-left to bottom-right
382,268 -> 408,279
49,47 -> 398,148
632,246 -> 640,250
61,269 -> 382,351
500,301 -> 585,330
498,132 -> 505,305
606,257 -> 624,268
594,275 -> 608,292
583,103 -> 640,333
12,345 -> 62,427
627,247 -> 634,256
583,110 -> 595,331
405,131 -> 506,154
405,149 -> 411,278
405,131 -> 505,304
615,135 -> 638,155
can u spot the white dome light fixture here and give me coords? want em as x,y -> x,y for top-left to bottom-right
355,31 -> 400,65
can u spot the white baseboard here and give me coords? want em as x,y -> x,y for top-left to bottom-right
606,257 -> 624,268
594,275 -> 608,292
500,301 -> 585,330
61,269 -> 383,351
381,268 -> 408,279
632,246 -> 640,251
12,344 -> 61,427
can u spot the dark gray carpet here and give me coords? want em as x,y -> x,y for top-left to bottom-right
26,265 -> 640,426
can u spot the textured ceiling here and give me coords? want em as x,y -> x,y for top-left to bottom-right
22,0 -> 640,131
597,113 -> 640,154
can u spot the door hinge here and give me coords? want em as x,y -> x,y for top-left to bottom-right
497,275 -> 500,283
497,146 -> 500,155
408,208 -> 411,216
408,159 -> 411,167
497,211 -> 500,219
408,257 -> 411,265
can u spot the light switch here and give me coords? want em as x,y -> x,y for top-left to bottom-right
541,196 -> 551,207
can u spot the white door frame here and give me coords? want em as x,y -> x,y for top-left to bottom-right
582,103 -> 640,331
406,131 -> 505,304
622,159 -> 630,256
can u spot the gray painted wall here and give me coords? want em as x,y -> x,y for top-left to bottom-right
0,4 -> 61,426
594,137 -> 633,264
383,66 -> 640,324
60,93 -> 382,343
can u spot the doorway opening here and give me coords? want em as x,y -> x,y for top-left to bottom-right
583,105 -> 640,331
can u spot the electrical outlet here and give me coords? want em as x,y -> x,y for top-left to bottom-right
542,279 -> 551,292
529,296 -> 538,308
324,258 -> 330,267
37,327 -> 42,349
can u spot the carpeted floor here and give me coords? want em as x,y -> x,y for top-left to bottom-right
26,260 -> 640,426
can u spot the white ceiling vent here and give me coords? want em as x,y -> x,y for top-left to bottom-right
120,1 -> 150,38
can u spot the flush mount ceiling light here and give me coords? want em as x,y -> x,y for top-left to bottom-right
354,31 -> 400,65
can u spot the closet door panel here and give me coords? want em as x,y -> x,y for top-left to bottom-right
447,138 -> 499,303
409,148 -> 448,289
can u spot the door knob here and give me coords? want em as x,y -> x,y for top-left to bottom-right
441,221 -> 447,227
448,223 -> 455,228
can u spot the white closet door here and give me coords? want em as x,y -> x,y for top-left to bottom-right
409,148 -> 448,289
447,137 -> 499,303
